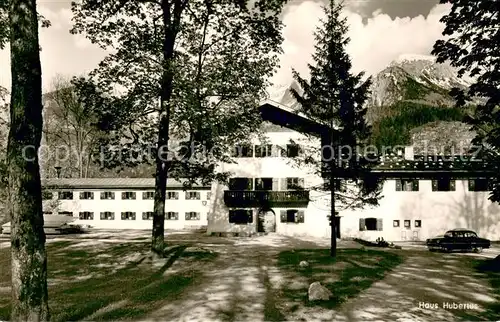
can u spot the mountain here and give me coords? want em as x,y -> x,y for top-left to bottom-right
269,54 -> 477,154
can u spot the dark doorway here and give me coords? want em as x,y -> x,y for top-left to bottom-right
257,208 -> 276,233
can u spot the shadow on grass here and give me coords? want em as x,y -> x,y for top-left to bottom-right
0,242 -> 217,321
464,255 -> 500,321
277,248 -> 403,310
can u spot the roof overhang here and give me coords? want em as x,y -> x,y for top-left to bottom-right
258,101 -> 331,137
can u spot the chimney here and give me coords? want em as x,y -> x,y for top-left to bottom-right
404,146 -> 414,161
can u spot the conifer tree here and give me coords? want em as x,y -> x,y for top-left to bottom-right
291,0 -> 381,257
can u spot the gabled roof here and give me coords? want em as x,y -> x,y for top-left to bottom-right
258,100 -> 332,137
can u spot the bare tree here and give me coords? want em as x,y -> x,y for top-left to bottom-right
43,75 -> 104,178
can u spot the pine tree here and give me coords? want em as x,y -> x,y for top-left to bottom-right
291,0 -> 381,257
432,0 -> 500,202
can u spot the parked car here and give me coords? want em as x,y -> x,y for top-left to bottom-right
1,215 -> 91,235
426,228 -> 490,252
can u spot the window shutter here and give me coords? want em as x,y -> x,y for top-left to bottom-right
297,210 -> 305,223
468,179 -> 474,191
396,180 -> 402,191
271,145 -> 279,157
185,191 -> 189,199
377,219 -> 383,231
185,212 -> 190,220
298,178 -> 305,189
255,145 -> 261,157
278,145 -> 286,157
297,144 -> 303,156
359,218 -> 365,231
280,178 -> 287,190
450,180 -> 455,191
247,179 -> 253,190
272,178 -> 279,191
196,212 -> 201,220
280,210 -> 287,222
174,212 -> 179,220
196,192 -> 201,199
247,210 -> 253,223
432,180 -> 437,191
412,180 -> 419,191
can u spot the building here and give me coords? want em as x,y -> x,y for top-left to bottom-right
37,100 -> 500,242
205,100 -> 500,241
42,178 -> 211,230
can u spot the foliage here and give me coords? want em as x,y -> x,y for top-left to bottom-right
70,1 -> 286,184
370,101 -> 465,147
289,0 -> 382,211
432,0 -> 500,202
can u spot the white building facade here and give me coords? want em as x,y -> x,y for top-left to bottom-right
42,178 -> 211,230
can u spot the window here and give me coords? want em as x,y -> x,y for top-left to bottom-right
334,179 -> 344,192
121,212 -> 136,220
100,191 -> 115,200
185,191 -> 201,200
396,179 -> 419,191
228,178 -> 253,190
228,209 -> 253,224
404,220 -> 411,228
231,144 -> 253,157
100,212 -> 115,220
280,209 -> 305,223
142,191 -> 155,200
79,212 -> 94,220
286,144 -> 300,157
42,191 -> 53,200
58,211 -> 73,216
166,212 -> 179,220
285,177 -> 304,190
432,178 -> 455,191
359,218 -> 382,231
464,231 -> 477,238
185,212 -> 200,220
255,144 -> 273,157
122,192 -> 136,200
469,178 -> 491,191
255,178 -> 273,190
79,191 -> 94,200
415,220 -> 421,228
393,220 -> 400,227
166,191 -> 179,200
142,212 -> 154,220
58,191 -> 73,200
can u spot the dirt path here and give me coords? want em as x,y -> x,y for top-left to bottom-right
143,236 -> 500,322
336,251 -> 499,322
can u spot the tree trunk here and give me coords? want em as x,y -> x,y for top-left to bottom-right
8,0 -> 50,320
330,159 -> 336,258
151,0 -> 181,254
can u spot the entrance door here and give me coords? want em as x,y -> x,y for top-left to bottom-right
258,210 -> 276,233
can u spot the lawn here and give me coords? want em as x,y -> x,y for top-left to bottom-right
276,248 -> 404,313
0,240 -> 217,321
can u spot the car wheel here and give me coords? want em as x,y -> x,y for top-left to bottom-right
474,247 -> 483,253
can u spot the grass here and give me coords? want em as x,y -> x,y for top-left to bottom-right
459,256 -> 500,321
0,240 -> 217,321
276,248 -> 403,311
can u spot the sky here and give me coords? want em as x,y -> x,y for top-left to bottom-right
0,0 -> 450,94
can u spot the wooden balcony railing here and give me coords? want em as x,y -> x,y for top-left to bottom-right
223,190 -> 310,208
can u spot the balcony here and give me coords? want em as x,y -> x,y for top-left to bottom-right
223,190 -> 310,208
